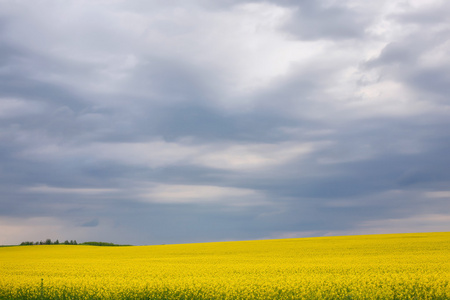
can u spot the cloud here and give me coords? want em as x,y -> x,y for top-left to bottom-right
354,214 -> 450,235
195,141 -> 316,170
281,1 -> 378,41
0,97 -> 46,119
81,219 -> 99,227
25,185 -> 118,195
0,217 -> 125,245
1,0 -> 450,245
425,191 -> 450,199
137,184 -> 268,206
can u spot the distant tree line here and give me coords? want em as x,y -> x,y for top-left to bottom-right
81,241 -> 131,246
20,239 -> 77,245
19,239 -> 130,246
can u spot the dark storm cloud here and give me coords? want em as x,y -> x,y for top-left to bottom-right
1,0 -> 450,245
81,219 -> 99,227
407,67 -> 450,99
367,35 -> 450,98
392,1 -> 450,25
365,2 -> 450,101
281,1 -> 372,40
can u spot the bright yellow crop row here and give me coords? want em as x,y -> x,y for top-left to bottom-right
1,232 -> 449,299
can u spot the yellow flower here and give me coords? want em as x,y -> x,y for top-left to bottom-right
0,232 -> 449,299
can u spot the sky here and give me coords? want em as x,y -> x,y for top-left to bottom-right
1,0 -> 450,245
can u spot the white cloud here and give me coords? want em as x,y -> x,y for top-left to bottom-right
0,98 -> 46,119
196,142 -> 316,170
355,214 -> 450,234
0,216 -> 127,245
351,80 -> 437,117
18,138 -> 318,171
138,183 -> 267,206
0,217 -> 64,245
268,230 -> 325,240
24,185 -> 118,195
425,191 -> 450,199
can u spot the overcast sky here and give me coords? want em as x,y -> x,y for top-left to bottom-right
1,0 -> 450,245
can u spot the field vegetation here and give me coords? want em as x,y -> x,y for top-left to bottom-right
18,239 -> 130,246
1,232 -> 449,299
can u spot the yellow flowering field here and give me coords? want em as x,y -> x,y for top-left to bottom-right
1,232 -> 449,299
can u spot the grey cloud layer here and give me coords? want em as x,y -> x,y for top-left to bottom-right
1,0 -> 450,245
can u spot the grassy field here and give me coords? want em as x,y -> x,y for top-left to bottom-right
0,232 -> 449,299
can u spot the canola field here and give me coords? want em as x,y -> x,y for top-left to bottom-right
0,232 -> 449,299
